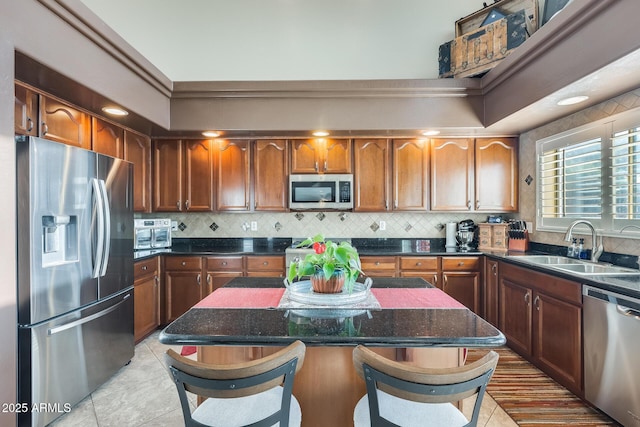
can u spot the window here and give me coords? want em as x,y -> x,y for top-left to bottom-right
536,107 -> 640,235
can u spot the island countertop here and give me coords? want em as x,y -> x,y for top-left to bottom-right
159,277 -> 505,348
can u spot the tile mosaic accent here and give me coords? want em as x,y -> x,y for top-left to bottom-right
209,222 -> 218,232
274,222 -> 282,231
370,222 -> 380,232
315,212 -> 326,221
338,212 -> 347,221
525,175 -> 533,185
295,212 -> 304,221
178,222 -> 187,231
404,222 -> 413,232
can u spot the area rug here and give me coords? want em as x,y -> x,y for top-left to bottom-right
466,347 -> 619,426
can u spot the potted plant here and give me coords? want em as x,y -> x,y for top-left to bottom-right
287,234 -> 363,293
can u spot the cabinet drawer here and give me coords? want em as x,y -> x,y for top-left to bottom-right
206,256 -> 244,271
361,256 -> 397,271
165,256 -> 203,271
441,257 -> 480,271
134,257 -> 158,279
247,256 -> 285,271
400,257 -> 439,271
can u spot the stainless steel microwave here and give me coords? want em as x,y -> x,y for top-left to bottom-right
134,218 -> 172,250
289,174 -> 353,210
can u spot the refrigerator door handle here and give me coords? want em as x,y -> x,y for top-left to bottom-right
48,293 -> 131,336
92,178 -> 106,279
99,179 -> 111,277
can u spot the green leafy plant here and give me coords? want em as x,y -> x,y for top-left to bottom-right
287,234 -> 363,291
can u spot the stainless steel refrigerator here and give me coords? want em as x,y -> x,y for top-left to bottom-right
16,136 -> 134,427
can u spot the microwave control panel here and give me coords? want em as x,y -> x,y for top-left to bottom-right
339,181 -> 351,203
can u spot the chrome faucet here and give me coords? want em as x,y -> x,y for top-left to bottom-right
564,220 -> 603,263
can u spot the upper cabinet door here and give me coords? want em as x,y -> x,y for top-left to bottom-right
92,117 -> 124,158
392,139 -> 429,211
217,140 -> 250,211
323,138 -> 352,173
153,140 -> 183,212
40,95 -> 91,149
14,83 -> 38,136
254,140 -> 288,211
290,140 -> 320,173
184,140 -> 214,212
354,139 -> 390,211
124,131 -> 152,213
475,138 -> 519,212
430,138 -> 474,211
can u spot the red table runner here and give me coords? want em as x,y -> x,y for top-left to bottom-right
193,287 -> 466,309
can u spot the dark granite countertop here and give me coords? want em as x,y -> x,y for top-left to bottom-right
159,277 -> 506,348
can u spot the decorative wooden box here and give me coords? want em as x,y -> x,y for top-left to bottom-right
478,223 -> 509,252
438,0 -> 538,78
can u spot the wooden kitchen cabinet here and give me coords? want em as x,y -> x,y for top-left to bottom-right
392,139 -> 428,211
399,256 -> 440,288
475,138 -> 518,212
164,256 -> 204,323
39,95 -> 91,149
14,82 -> 38,136
430,138 -> 474,211
217,140 -> 250,211
92,117 -> 124,158
484,258 -> 499,326
353,139 -> 391,211
254,139 -> 288,211
246,255 -> 286,278
153,139 -> 214,212
360,256 -> 398,277
133,257 -> 160,343
290,139 -> 352,174
441,257 -> 481,314
499,261 -> 583,394
205,256 -> 244,295
124,131 -> 152,213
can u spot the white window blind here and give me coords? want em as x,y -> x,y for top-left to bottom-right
539,137 -> 602,219
611,127 -> 640,220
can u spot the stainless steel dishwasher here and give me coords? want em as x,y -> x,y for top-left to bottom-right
583,285 -> 640,426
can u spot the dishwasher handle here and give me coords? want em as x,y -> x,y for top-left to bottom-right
616,305 -> 640,320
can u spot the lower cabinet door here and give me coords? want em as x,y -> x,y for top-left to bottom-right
499,279 -> 533,356
442,272 -> 480,314
165,271 -> 202,323
134,275 -> 159,343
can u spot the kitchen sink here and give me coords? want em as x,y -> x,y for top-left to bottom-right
509,255 -> 582,265
508,254 -> 640,276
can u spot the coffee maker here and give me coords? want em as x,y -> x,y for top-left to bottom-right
456,219 -> 477,251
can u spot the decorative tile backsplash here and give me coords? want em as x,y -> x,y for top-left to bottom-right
141,211 -> 494,240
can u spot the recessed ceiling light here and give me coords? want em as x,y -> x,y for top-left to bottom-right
202,131 -> 221,138
102,106 -> 128,116
557,96 -> 589,106
421,130 -> 440,136
312,131 -> 330,137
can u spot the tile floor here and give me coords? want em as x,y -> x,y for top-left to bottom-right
51,331 -> 518,427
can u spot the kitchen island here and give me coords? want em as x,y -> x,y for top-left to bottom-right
160,277 -> 505,426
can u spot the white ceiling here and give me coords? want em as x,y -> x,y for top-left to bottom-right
79,0 -> 487,81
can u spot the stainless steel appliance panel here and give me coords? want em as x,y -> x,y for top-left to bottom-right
583,285 -> 640,426
18,291 -> 134,427
97,155 -> 133,299
289,174 -> 353,210
17,138 -> 98,325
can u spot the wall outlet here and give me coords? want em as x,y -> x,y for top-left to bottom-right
379,220 -> 386,231
171,220 -> 178,231
250,221 -> 258,231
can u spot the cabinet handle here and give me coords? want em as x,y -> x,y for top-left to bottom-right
416,262 -> 422,266
534,295 -> 540,311
375,261 -> 381,266
458,262 -> 464,266
207,274 -> 211,285
524,293 -> 530,305
443,275 -> 448,288
176,200 -> 181,210
142,265 -> 148,271
324,160 -> 327,171
491,264 -> 497,275
263,261 -> 269,266
196,274 -> 201,285
185,200 -> 190,210
394,200 -> 398,209
221,261 -> 227,266
476,200 -> 480,210
467,200 -> 471,210
433,275 -> 438,286
314,161 -> 319,172
41,122 -> 48,135
385,200 -> 389,210
181,261 -> 186,266
27,118 -> 33,132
